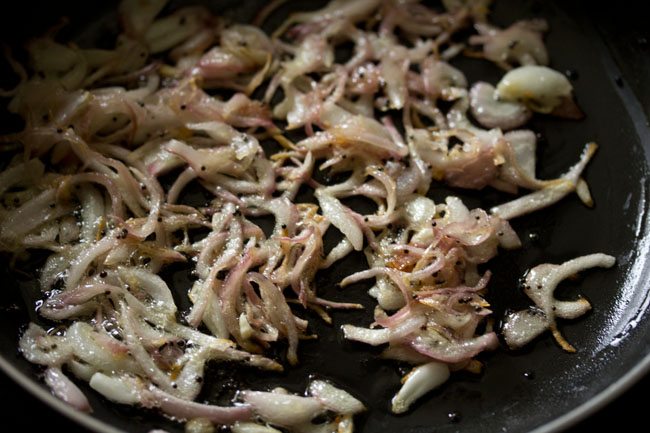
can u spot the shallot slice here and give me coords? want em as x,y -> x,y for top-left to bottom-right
231,423 -> 282,433
391,362 -> 449,414
502,253 -> 615,351
90,373 -> 253,423
409,331 -> 499,363
315,189 -> 364,251
0,158 -> 44,196
240,391 -> 324,427
491,143 -> 598,220
45,367 -> 93,412
470,19 -> 549,68
496,65 -> 582,117
308,380 -> 365,415
469,82 -> 531,130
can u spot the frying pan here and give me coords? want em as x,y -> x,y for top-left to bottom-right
1,1 -> 649,432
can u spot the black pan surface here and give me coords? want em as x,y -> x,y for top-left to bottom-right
1,1 -> 649,432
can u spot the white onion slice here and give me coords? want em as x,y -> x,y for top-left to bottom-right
315,189 -> 364,251
391,362 -> 450,414
240,391 -> 324,427
308,380 -> 366,415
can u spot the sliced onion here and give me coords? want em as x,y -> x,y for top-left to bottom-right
391,362 -> 449,414
315,189 -> 364,251
240,391 -> 324,427
503,253 -> 615,351
308,380 -> 365,415
469,82 -> 531,130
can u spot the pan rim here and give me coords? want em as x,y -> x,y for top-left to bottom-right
0,356 -> 124,433
2,350 -> 650,433
532,357 -> 650,432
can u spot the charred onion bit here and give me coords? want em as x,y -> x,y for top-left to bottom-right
0,0 -> 613,429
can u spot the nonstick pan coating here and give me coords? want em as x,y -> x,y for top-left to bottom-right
1,1 -> 649,432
